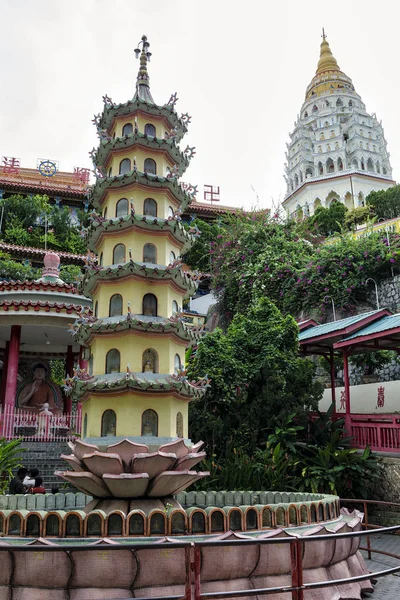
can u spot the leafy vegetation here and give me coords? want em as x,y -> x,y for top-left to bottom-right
188,297 -> 323,458
0,438 -> 24,494
366,185 -> 400,220
194,409 -> 380,498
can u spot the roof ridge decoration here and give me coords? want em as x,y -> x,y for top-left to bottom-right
316,28 -> 340,76
68,310 -> 205,345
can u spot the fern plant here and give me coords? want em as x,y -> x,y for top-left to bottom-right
0,438 -> 24,494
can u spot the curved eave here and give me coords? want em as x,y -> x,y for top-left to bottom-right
87,213 -> 195,254
0,279 -> 77,294
99,100 -> 187,142
72,314 -> 202,345
90,170 -> 194,210
0,178 -> 88,200
0,300 -> 85,315
81,260 -> 198,297
69,373 -> 206,401
95,133 -> 190,174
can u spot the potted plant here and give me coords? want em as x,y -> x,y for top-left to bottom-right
349,350 -> 397,384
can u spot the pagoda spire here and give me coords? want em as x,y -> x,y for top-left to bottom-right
316,29 -> 340,76
133,34 -> 155,104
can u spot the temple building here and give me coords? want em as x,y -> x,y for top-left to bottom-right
67,36 -> 207,444
282,31 -> 395,219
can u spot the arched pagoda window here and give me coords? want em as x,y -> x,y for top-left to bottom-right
170,251 -> 176,264
141,409 -> 158,436
103,207 -> 108,219
101,409 -> 117,436
94,301 -> 98,317
142,293 -> 157,316
144,123 -> 156,137
105,349 -> 120,374
144,158 -> 156,174
172,300 -> 179,314
168,206 -> 174,218
122,123 -> 133,136
174,354 -> 182,374
143,243 -> 157,263
99,253 -> 103,267
113,243 -> 126,264
116,198 -> 129,217
83,414 -> 88,438
109,294 -> 123,317
142,348 -> 158,373
143,198 -> 157,217
119,158 -> 131,175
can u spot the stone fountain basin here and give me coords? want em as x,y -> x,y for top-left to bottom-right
0,511 -> 372,600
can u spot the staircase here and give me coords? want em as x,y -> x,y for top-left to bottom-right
17,441 -> 71,491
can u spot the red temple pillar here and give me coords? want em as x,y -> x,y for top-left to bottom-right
0,341 -> 10,407
4,325 -> 21,408
64,345 -> 74,414
343,351 -> 351,434
329,348 -> 336,414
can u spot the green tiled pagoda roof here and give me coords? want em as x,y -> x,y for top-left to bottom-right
340,313 -> 400,341
65,371 -> 208,401
99,98 -> 187,142
298,310 -> 384,341
90,169 -> 194,210
95,132 -> 190,174
70,313 -> 203,345
81,260 -> 198,297
87,213 -> 195,254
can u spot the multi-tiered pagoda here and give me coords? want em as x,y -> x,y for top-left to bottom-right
67,36 -> 207,446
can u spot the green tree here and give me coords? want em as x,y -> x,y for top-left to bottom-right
309,201 -> 347,236
367,185 -> 400,220
188,297 -> 322,458
183,218 -> 223,271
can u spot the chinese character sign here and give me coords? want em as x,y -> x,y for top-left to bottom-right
339,390 -> 346,411
377,386 -> 385,408
73,167 -> 91,185
2,156 -> 20,174
204,185 -> 220,202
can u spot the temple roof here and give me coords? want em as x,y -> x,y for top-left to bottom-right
65,371 -> 209,401
0,242 -> 86,265
81,259 -> 198,297
95,131 -> 190,174
87,212 -> 195,254
70,313 -> 204,345
90,169 -> 195,210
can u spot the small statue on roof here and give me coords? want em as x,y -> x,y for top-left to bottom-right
166,92 -> 178,108
102,94 -> 114,107
180,112 -> 192,125
183,145 -> 196,159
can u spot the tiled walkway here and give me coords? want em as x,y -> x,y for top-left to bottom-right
361,534 -> 400,598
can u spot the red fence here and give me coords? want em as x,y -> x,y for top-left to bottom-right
345,413 -> 400,452
0,405 -> 81,441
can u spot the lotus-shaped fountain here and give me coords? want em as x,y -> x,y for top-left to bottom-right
56,437 -> 209,506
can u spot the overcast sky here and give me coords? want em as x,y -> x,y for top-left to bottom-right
0,0 -> 398,211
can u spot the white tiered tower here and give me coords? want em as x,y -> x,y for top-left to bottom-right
282,31 -> 395,219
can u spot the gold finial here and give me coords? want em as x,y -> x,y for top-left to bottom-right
316,30 -> 339,75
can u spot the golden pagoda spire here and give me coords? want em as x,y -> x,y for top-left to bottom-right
316,29 -> 340,75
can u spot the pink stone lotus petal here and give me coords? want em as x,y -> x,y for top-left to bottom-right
55,470 -> 110,498
82,451 -> 123,477
158,439 -> 190,459
147,470 -> 207,497
106,439 -> 149,470
172,471 -> 209,495
174,452 -> 206,471
131,451 -> 177,478
73,439 -> 99,462
102,473 -> 149,498
61,454 -> 86,472
190,440 -> 205,453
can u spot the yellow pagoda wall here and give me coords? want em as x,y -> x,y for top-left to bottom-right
107,148 -> 173,178
101,187 -> 179,219
83,393 -> 188,438
90,334 -> 185,375
109,114 -> 171,139
93,279 -> 185,319
98,230 -> 183,266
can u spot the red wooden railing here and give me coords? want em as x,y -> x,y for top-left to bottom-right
345,413 -> 400,452
0,405 -> 82,441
